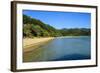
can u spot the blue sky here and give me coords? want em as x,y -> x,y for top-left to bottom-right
23,10 -> 91,29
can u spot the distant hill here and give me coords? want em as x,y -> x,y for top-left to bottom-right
59,28 -> 90,36
23,14 -> 91,38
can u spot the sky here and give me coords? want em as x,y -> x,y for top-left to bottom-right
23,10 -> 91,29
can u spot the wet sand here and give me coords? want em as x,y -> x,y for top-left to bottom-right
23,37 -> 54,52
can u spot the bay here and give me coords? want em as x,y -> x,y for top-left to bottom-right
23,36 -> 91,62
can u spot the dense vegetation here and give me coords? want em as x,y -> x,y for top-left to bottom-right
23,14 -> 91,38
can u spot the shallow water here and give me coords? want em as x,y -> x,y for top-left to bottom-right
23,36 -> 91,62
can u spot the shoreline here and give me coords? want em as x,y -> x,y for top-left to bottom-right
55,36 -> 90,38
23,37 -> 54,52
23,36 -> 90,52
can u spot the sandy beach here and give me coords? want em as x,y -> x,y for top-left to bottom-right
23,37 -> 54,52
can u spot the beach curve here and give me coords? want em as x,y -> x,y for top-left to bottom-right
23,37 -> 54,52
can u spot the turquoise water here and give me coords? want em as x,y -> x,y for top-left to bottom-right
24,36 -> 91,62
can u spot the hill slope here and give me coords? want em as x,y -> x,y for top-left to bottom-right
23,14 -> 90,38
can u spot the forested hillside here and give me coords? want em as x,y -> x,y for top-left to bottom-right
23,14 -> 90,38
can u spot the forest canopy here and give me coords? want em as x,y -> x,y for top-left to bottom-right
23,14 -> 91,38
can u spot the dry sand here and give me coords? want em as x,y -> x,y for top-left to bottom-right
23,37 -> 54,52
